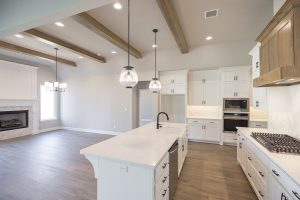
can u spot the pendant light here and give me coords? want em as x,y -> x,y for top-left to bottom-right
149,29 -> 161,93
44,48 -> 67,92
119,0 -> 138,88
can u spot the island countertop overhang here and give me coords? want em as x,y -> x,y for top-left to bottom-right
80,122 -> 187,168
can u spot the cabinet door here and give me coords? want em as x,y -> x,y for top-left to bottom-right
278,17 -> 293,68
188,81 -> 204,105
173,84 -> 185,94
224,82 -> 237,98
224,71 -> 237,82
268,33 -> 279,71
252,87 -> 267,111
204,125 -> 220,142
260,42 -> 269,75
236,70 -> 250,82
161,84 -> 173,95
188,123 -> 205,140
204,81 -> 220,106
236,81 -> 250,98
269,175 -> 294,200
173,74 -> 186,84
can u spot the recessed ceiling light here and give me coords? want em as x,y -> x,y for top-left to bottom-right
15,34 -> 24,38
55,22 -> 65,27
206,36 -> 213,41
113,2 -> 122,10
288,78 -> 295,81
152,44 -> 158,48
78,56 -> 83,59
112,51 -> 117,54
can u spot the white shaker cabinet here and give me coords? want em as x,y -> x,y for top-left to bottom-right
249,43 -> 261,80
222,67 -> 251,98
187,119 -> 221,143
252,87 -> 267,111
160,71 -> 187,95
188,70 -> 221,106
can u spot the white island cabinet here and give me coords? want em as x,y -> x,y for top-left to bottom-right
237,127 -> 300,200
80,122 -> 188,200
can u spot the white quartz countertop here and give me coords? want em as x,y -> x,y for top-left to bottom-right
237,127 -> 300,186
80,122 -> 186,168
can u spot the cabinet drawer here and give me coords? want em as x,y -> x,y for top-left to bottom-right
246,148 -> 269,187
204,120 -> 220,126
155,181 -> 169,200
223,133 -> 238,143
187,119 -> 203,124
270,161 -> 300,200
247,161 -> 268,200
247,140 -> 269,168
249,121 -> 268,128
155,169 -> 169,199
155,153 -> 169,183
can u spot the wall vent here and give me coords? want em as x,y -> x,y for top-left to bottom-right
205,9 -> 218,19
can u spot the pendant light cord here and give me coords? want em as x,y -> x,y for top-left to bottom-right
127,0 -> 130,67
55,48 -> 58,82
154,31 -> 157,79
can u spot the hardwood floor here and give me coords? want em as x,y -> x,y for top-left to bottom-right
0,131 -> 257,200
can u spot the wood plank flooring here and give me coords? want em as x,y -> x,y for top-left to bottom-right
0,130 -> 257,200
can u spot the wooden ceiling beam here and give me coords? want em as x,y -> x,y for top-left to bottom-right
24,29 -> 106,63
72,12 -> 142,59
156,0 -> 189,53
0,40 -> 77,67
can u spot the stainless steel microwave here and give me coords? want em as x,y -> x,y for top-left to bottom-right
223,98 -> 249,113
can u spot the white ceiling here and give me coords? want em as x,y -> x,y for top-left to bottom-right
0,0 -> 273,66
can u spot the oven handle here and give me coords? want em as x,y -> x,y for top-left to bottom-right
223,116 -> 249,120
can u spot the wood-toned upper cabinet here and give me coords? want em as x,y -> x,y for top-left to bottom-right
278,16 -> 293,68
260,42 -> 269,76
254,0 -> 300,87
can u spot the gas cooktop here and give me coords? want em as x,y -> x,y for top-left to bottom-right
251,132 -> 300,155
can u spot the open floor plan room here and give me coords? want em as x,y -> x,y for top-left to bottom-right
0,0 -> 300,200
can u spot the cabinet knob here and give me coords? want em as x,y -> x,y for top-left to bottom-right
162,176 -> 168,183
258,191 -> 264,197
162,189 -> 167,197
259,171 -> 264,177
272,169 -> 280,176
162,163 -> 168,169
292,191 -> 300,200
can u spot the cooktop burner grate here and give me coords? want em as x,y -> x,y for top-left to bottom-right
251,132 -> 300,155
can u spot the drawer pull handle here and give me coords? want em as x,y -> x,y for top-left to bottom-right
162,189 -> 167,197
272,169 -> 280,176
248,157 -> 252,161
248,173 -> 252,178
259,171 -> 264,177
162,163 -> 168,169
293,191 -> 300,200
162,176 -> 168,183
182,145 -> 184,152
259,191 -> 264,197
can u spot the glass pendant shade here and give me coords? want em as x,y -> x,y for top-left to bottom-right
149,78 -> 161,93
119,66 -> 138,88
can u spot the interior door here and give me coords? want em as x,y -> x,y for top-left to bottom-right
139,89 -> 153,126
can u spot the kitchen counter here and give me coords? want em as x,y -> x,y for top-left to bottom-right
237,127 -> 300,186
80,122 -> 186,168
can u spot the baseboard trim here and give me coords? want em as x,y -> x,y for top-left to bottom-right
37,127 -> 62,134
62,127 -> 120,136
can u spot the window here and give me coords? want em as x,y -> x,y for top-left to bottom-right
40,85 -> 57,121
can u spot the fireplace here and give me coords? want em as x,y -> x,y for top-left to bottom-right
0,110 -> 29,132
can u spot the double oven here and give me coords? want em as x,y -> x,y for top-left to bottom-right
223,98 -> 249,133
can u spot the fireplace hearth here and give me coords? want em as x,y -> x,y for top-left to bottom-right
0,110 -> 28,132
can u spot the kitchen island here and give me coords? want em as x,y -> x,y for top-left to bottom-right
80,122 -> 188,200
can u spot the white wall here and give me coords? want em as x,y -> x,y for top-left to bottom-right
273,0 -> 286,14
267,86 -> 300,139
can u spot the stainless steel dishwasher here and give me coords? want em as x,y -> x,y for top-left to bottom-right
169,140 -> 178,200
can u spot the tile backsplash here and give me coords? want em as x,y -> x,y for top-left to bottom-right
187,105 -> 221,118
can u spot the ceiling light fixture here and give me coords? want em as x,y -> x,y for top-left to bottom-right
44,48 -> 67,92
55,22 -> 65,27
149,29 -> 161,93
112,51 -> 117,54
113,2 -> 122,10
206,36 -> 213,41
15,34 -> 24,38
152,44 -> 158,48
78,56 -> 83,59
119,0 -> 138,88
